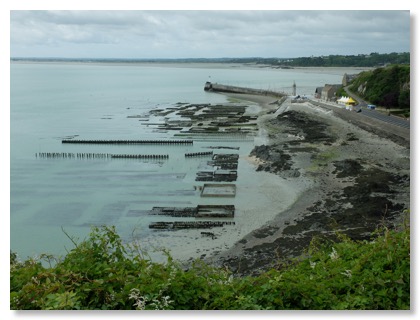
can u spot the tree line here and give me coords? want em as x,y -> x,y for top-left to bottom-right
11,52 -> 410,68
274,52 -> 409,67
348,64 -> 410,109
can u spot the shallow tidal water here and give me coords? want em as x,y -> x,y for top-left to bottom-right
10,62 -> 366,260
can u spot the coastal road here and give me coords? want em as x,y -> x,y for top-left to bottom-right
342,86 -> 410,129
310,99 -> 409,130
358,108 -> 410,129
308,99 -> 410,146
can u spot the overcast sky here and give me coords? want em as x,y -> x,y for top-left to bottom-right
10,10 -> 411,59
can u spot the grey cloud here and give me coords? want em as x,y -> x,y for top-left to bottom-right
10,10 -> 410,58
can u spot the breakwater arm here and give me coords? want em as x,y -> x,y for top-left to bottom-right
204,81 -> 286,98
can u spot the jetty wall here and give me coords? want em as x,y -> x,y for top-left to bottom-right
204,81 -> 286,98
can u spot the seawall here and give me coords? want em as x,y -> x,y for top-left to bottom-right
204,81 -> 286,98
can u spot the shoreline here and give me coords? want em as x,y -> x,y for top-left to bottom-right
10,60 -> 374,75
139,94 -> 312,264
128,92 -> 409,276
207,95 -> 410,275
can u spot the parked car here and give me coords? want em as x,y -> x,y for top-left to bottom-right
367,104 -> 376,110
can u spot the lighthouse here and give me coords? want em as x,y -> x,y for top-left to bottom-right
292,81 -> 296,96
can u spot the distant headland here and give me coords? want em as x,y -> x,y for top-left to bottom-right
10,52 -> 409,68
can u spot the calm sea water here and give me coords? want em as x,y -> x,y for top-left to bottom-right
10,62 -> 364,260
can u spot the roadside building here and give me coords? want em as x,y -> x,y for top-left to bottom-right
342,73 -> 357,86
314,87 -> 323,99
321,84 -> 342,102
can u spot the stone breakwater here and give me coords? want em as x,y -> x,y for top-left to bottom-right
204,82 -> 286,98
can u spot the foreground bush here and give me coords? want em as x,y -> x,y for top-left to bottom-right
10,222 -> 410,310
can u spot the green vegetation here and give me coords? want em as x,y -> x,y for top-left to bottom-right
335,86 -> 347,98
275,52 -> 409,67
11,220 -> 410,310
349,64 -> 410,109
307,149 -> 339,173
227,52 -> 409,67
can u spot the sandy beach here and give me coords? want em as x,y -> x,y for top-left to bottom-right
139,93 -> 410,275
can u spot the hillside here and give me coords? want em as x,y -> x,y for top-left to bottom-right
348,64 -> 410,109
